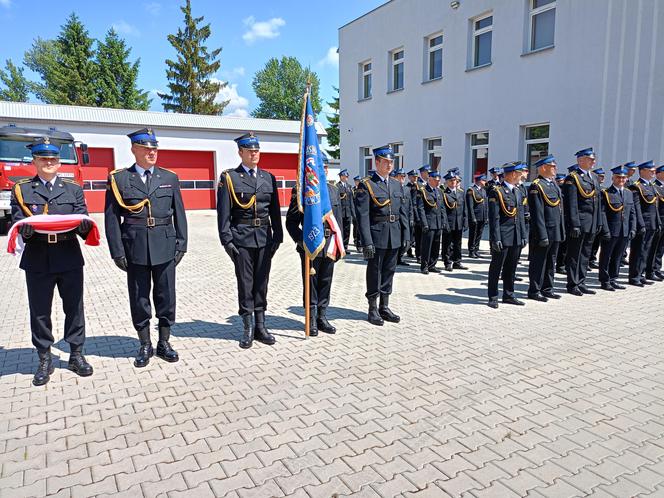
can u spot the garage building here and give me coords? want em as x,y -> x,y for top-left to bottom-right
0,101 -> 325,212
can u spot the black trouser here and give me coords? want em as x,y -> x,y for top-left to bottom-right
414,224 -> 422,259
528,241 -> 559,295
232,246 -> 272,316
127,259 -> 176,331
420,229 -> 441,270
646,229 -> 663,275
629,230 -> 657,281
299,251 -> 334,310
556,240 -> 567,269
652,230 -> 664,273
352,219 -> 360,247
488,244 -> 520,300
590,235 -> 601,263
342,216 -> 351,250
468,221 -> 485,254
566,231 -> 595,290
26,268 -> 86,353
599,235 -> 629,283
441,229 -> 462,264
366,247 -> 399,299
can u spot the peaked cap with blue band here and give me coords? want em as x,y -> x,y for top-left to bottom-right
611,165 -> 629,176
407,169 -> 418,176
534,155 -> 555,167
419,164 -> 431,173
592,168 -> 605,176
339,168 -> 350,176
638,160 -> 655,170
429,171 -> 441,178
373,145 -> 394,160
575,147 -> 595,158
657,165 -> 664,173
27,136 -> 60,157
353,175 -> 361,181
503,162 -> 527,173
128,128 -> 158,148
623,161 -> 636,169
235,132 -> 260,150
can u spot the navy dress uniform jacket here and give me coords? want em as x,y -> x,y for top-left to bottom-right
601,186 -> 637,237
442,187 -> 467,231
528,177 -> 565,243
354,173 -> 410,249
466,184 -> 488,223
629,179 -> 662,231
217,165 -> 283,249
416,184 -> 448,231
336,181 -> 354,219
105,165 -> 188,266
488,184 -> 528,247
563,170 -> 603,234
11,177 -> 88,273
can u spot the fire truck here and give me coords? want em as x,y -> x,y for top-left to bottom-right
0,124 -> 89,233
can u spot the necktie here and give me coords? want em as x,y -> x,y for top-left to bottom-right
619,188 -> 623,201
45,181 -> 52,192
144,170 -> 152,191
248,169 -> 255,177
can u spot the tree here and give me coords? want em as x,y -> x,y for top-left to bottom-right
324,86 -> 340,159
251,57 -> 321,120
0,59 -> 29,102
96,29 -> 150,110
24,13 -> 97,106
158,0 -> 228,114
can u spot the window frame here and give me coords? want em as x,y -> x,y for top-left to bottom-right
471,13 -> 493,68
426,33 -> 443,82
359,60 -> 372,100
469,131 -> 490,178
391,142 -> 404,170
360,146 -> 373,176
424,137 -> 442,171
528,0 -> 556,52
523,123 -> 550,181
389,48 -> 405,92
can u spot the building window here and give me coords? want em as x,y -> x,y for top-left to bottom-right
390,49 -> 405,91
427,33 -> 443,81
360,146 -> 373,176
392,143 -> 403,170
472,14 -> 493,68
470,132 -> 489,178
425,137 -> 442,171
360,61 -> 372,100
524,124 -> 550,181
529,0 -> 555,51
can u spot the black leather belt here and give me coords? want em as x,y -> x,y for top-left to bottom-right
124,217 -> 171,227
373,214 -> 399,223
234,217 -> 270,227
31,232 -> 76,244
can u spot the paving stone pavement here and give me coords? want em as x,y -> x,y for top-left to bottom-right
1,211 -> 664,498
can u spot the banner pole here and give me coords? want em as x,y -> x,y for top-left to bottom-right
304,253 -> 311,337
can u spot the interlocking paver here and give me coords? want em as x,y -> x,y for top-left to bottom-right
1,212 -> 664,497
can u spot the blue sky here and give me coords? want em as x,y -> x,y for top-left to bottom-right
0,0 -> 385,121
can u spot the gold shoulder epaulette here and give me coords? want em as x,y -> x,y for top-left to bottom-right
109,168 -> 127,175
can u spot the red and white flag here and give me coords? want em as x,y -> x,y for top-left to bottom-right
7,214 -> 101,257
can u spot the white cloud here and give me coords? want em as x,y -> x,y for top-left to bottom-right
220,66 -> 246,81
319,46 -> 339,67
144,2 -> 161,15
112,20 -> 141,37
214,81 -> 250,118
242,16 -> 285,44
0,0 -> 10,8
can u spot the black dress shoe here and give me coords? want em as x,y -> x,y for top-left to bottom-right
420,268 -> 429,275
646,274 -> 663,282
254,311 -> 276,345
240,314 -> 254,349
453,263 -> 468,270
629,280 -> 645,287
568,288 -> 584,296
156,341 -> 179,362
397,260 -> 410,266
429,266 -> 441,273
528,293 -> 548,302
642,279 -> 654,286
487,299 -> 499,309
68,353 -> 93,376
33,350 -> 54,386
308,325 -> 318,337
541,291 -> 561,299
611,282 -> 626,290
317,316 -> 336,334
444,263 -> 453,271
134,343 -> 154,368
368,308 -> 384,326
655,271 -> 664,279
600,282 -> 615,291
578,285 -> 596,295
503,297 -> 525,306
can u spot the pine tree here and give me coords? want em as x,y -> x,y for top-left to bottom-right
96,29 -> 150,110
158,0 -> 228,114
325,86 -> 340,159
251,57 -> 321,120
24,13 -> 97,106
0,59 -> 30,102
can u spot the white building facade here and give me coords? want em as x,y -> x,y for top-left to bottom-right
339,0 -> 664,182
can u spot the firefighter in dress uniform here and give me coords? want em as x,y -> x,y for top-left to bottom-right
413,165 -> 430,263
11,137 -> 94,386
354,145 -> 410,326
217,133 -> 283,348
417,171 -> 448,274
352,175 -> 362,250
651,165 -> 664,279
441,171 -> 468,272
597,165 -> 637,291
405,169 -> 420,258
466,173 -> 488,258
336,168 -> 354,254
527,155 -> 565,301
487,162 -> 528,308
105,128 -> 188,368
588,167 -> 606,269
394,168 -> 413,266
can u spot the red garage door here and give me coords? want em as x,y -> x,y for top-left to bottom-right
82,147 -> 115,213
259,152 -> 298,207
157,150 -> 215,209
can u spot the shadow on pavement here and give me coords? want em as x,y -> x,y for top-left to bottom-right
287,305 -> 367,321
0,346 -> 64,376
